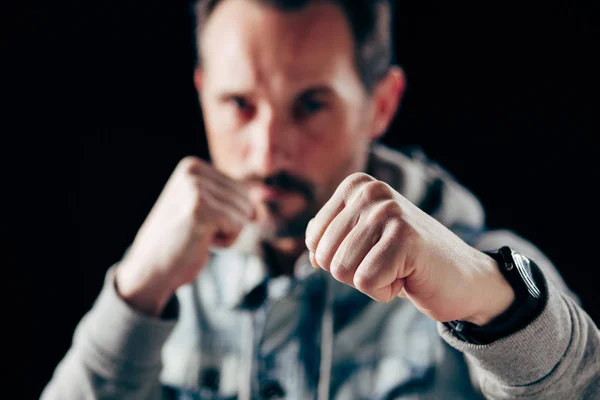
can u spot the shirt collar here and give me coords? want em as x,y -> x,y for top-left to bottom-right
212,225 -> 319,309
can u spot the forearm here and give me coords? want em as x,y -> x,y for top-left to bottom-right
40,266 -> 177,400
439,272 -> 600,398
439,229 -> 600,398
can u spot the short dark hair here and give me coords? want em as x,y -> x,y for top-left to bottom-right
193,0 -> 393,92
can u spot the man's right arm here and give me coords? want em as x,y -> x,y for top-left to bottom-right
41,156 -> 254,399
40,267 -> 177,400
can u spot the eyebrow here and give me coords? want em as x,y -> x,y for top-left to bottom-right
217,90 -> 254,102
296,86 -> 334,99
216,85 -> 334,103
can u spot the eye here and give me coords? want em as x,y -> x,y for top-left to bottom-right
229,96 -> 255,119
294,97 -> 326,120
231,96 -> 250,110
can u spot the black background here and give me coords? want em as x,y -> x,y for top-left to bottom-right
7,1 -> 599,398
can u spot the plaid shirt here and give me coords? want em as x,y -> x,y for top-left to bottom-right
159,144 -> 486,399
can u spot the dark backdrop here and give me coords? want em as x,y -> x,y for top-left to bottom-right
7,2 -> 598,398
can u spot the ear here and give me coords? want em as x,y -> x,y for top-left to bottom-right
369,66 -> 406,140
194,68 -> 204,93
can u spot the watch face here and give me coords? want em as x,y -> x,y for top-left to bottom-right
512,251 -> 542,299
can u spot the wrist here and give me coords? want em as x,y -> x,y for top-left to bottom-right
462,252 -> 516,326
114,261 -> 175,317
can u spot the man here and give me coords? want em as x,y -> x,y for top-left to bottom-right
42,0 -> 599,399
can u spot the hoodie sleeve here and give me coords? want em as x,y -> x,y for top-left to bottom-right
40,266 -> 177,400
438,229 -> 600,399
371,144 -> 599,398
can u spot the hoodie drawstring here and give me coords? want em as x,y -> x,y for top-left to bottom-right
317,274 -> 334,400
239,267 -> 334,400
239,311 -> 254,400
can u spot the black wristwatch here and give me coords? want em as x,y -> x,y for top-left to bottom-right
446,246 -> 546,345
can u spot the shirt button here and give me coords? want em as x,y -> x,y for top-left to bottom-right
259,380 -> 286,399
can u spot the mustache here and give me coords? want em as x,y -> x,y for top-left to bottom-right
242,172 -> 315,200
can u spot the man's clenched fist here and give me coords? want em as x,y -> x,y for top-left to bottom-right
305,173 -> 515,326
115,156 -> 254,316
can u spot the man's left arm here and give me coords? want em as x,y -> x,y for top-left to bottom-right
306,172 -> 600,399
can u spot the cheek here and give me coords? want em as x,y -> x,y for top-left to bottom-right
203,105 -> 249,176
297,111 -> 370,203
206,131 -> 241,170
299,109 -> 367,172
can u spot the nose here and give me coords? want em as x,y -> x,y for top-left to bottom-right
246,108 -> 294,176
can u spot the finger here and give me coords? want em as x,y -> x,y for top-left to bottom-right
305,173 -> 373,252
309,250 -> 320,269
314,207 -> 361,272
178,156 -> 254,219
305,204 -> 344,255
197,176 -> 254,221
189,158 -> 252,203
353,226 -> 404,302
328,217 -> 382,286
200,192 -> 246,235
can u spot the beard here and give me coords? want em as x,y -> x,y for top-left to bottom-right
241,149 -> 368,240
264,198 -> 318,238
243,171 -> 319,239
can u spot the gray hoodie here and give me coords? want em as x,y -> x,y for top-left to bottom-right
41,143 -> 600,399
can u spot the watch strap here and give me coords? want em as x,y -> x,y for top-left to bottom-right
445,247 -> 547,345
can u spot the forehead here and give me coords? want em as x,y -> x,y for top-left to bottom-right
200,0 -> 359,93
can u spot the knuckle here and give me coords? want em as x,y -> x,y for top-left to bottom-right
381,199 -> 402,216
358,181 -> 391,204
304,220 -> 318,249
353,270 -> 374,292
315,248 -> 330,271
305,229 -> 319,251
305,236 -> 317,252
343,172 -> 373,194
347,172 -> 373,185
179,167 -> 203,191
386,219 -> 404,239
177,155 -> 202,172
389,218 -> 421,248
371,199 -> 402,223
330,255 -> 351,282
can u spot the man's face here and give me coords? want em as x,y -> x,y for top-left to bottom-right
197,0 -> 390,239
